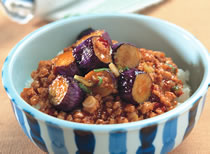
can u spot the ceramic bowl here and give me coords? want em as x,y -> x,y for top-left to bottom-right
2,14 -> 210,154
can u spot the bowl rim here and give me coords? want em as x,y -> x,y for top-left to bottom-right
2,13 -> 210,131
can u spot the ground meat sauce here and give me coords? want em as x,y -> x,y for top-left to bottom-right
21,30 -> 184,124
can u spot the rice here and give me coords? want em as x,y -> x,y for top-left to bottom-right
24,50 -> 64,88
176,69 -> 191,103
25,78 -> 33,88
57,50 -> 64,56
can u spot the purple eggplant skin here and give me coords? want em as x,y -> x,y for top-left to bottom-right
111,42 -> 123,65
112,42 -> 137,53
112,42 -> 141,69
54,51 -> 81,77
101,31 -> 112,46
118,68 -> 144,104
77,28 -> 112,45
49,76 -> 85,112
107,70 -> 118,89
76,28 -> 95,40
73,37 -> 109,73
55,62 -> 81,77
74,29 -> 112,49
111,42 -> 124,51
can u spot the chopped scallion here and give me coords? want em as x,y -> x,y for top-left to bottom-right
123,66 -> 129,71
166,63 -> 176,73
78,83 -> 92,94
97,76 -> 103,86
172,85 -> 179,91
93,68 -> 110,72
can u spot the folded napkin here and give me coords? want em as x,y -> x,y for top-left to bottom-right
1,0 -> 163,24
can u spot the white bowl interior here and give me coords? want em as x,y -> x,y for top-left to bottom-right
11,15 -> 206,97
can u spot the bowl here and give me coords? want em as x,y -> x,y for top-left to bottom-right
2,14 -> 210,154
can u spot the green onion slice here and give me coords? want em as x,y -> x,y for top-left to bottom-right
123,66 -> 129,71
166,63 -> 176,73
93,68 -> 110,72
118,66 -> 129,73
172,85 -> 179,91
78,83 -> 92,94
97,76 -> 103,86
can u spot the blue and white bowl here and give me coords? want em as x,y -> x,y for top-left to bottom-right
2,14 -> 210,154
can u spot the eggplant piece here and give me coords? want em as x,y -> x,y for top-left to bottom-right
54,51 -> 81,77
84,70 -> 117,97
112,43 -> 141,69
73,36 -> 112,73
77,28 -> 95,40
74,29 -> 112,48
65,29 -> 112,52
49,75 -> 85,111
118,68 -> 152,104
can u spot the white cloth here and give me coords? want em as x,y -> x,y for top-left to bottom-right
1,0 -> 163,24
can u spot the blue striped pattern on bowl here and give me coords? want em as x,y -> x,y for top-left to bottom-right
9,93 -> 207,154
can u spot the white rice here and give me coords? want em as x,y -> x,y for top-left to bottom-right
57,50 -> 64,56
25,78 -> 33,88
24,50 -> 64,88
176,69 -> 191,103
